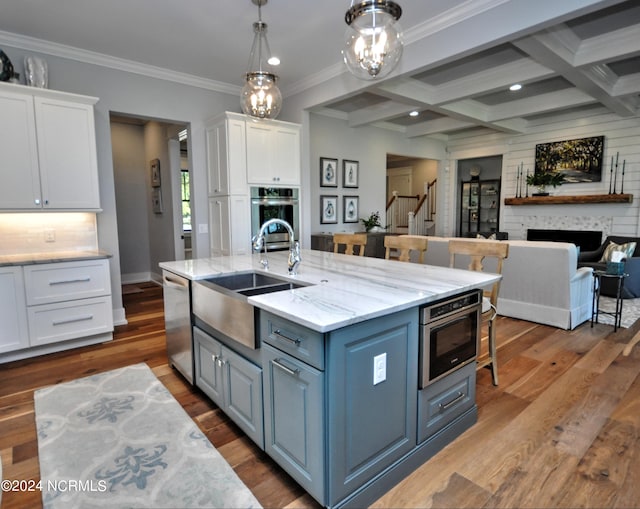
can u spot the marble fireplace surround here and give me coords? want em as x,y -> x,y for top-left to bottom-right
520,216 -> 612,247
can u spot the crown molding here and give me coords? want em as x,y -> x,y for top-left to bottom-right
0,30 -> 241,95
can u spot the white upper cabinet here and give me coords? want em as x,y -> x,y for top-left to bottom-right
206,112 -> 247,197
0,83 -> 100,210
246,120 -> 301,186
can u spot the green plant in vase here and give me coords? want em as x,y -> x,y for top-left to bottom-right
361,211 -> 383,232
526,171 -> 565,196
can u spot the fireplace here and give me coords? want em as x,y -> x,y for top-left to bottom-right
527,229 -> 602,251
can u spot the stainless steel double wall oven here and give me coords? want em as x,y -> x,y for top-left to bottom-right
250,187 -> 300,251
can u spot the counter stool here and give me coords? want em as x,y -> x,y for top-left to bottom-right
448,239 -> 509,385
384,235 -> 429,263
333,232 -> 368,256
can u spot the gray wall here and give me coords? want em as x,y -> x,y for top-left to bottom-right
111,121 -> 150,279
1,44 -> 239,323
307,113 -> 447,237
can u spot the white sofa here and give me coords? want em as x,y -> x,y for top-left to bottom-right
419,237 -> 593,330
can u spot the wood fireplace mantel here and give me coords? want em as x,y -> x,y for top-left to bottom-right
504,193 -> 633,206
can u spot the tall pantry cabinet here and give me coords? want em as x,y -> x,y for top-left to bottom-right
205,112 -> 301,256
0,82 -> 100,210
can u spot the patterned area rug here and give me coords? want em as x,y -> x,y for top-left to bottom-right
594,296 -> 640,329
34,363 -> 261,509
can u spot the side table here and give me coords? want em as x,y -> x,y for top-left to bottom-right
591,270 -> 628,332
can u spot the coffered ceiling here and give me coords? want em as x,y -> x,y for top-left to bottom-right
0,0 -> 638,139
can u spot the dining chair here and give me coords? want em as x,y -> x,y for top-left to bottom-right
384,235 -> 429,263
333,232 -> 368,256
448,238 -> 509,385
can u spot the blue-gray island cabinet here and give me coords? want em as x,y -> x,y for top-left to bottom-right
159,250 -> 499,508
260,307 -> 475,508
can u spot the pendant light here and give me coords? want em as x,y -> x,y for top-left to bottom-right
240,0 -> 282,119
342,0 -> 404,80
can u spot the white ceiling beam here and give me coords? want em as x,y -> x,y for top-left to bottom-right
405,118 -> 476,138
348,101 -> 422,128
613,73 -> 640,98
374,79 -> 437,106
514,32 -> 637,117
430,59 -> 555,105
574,25 -> 640,67
487,88 -> 596,121
438,99 -> 490,122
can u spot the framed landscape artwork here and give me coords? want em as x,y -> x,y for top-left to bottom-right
320,195 -> 338,224
534,135 -> 604,183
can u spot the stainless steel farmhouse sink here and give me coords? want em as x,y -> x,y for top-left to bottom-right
192,271 -> 309,349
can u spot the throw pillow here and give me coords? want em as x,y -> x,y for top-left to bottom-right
599,241 -> 637,263
476,233 -> 497,240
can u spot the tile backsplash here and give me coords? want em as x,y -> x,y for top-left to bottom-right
0,213 -> 98,255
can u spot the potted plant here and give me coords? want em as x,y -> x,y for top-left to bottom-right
526,171 -> 565,196
361,211 -> 384,232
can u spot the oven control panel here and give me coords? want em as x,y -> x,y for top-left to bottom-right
422,290 -> 480,323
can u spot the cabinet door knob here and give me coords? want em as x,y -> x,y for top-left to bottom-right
35,198 -> 41,205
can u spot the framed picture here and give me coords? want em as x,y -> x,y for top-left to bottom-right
534,135 -> 604,183
320,195 -> 338,224
343,196 -> 359,223
150,158 -> 161,187
151,188 -> 163,214
343,160 -> 359,188
320,157 -> 338,187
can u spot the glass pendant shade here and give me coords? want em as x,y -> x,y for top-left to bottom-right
343,0 -> 403,80
240,1 -> 282,119
241,71 -> 282,119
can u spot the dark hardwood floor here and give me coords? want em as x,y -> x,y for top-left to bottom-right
1,282 -> 640,508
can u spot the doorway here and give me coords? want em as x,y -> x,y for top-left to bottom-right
110,114 -> 190,285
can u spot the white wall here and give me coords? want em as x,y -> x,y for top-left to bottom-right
445,110 -> 640,240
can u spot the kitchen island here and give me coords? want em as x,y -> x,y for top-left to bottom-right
160,249 -> 500,508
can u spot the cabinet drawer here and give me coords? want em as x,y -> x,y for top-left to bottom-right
24,259 -> 111,305
261,311 -> 324,370
417,362 -> 475,443
27,296 -> 113,346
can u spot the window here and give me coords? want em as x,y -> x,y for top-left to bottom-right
181,169 -> 191,231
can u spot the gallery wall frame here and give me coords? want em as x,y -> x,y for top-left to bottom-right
343,160 -> 359,188
343,196 -> 359,223
534,135 -> 604,183
320,157 -> 338,187
150,158 -> 161,187
320,195 -> 338,224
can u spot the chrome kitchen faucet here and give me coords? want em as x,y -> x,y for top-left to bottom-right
251,219 -> 301,275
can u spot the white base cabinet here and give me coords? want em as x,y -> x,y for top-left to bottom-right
0,82 -> 100,210
0,267 -> 30,354
0,258 -> 114,362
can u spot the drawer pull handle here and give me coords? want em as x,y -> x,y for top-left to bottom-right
273,329 -> 301,345
439,392 -> 465,411
52,314 -> 94,326
49,277 -> 91,286
273,359 -> 299,377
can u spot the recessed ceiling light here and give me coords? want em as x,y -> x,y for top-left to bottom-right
267,56 -> 280,66
509,84 -> 522,91
409,110 -> 419,117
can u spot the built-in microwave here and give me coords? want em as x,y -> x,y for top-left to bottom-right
419,289 -> 481,388
250,187 -> 300,251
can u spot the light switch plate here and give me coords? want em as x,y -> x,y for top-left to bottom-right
373,353 -> 387,385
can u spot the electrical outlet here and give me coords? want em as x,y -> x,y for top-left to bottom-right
198,223 -> 208,234
373,353 -> 387,385
44,228 -> 55,242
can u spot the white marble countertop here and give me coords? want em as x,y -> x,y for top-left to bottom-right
0,250 -> 111,266
159,250 -> 500,332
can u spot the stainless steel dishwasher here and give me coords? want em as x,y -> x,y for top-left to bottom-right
163,270 -> 193,383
